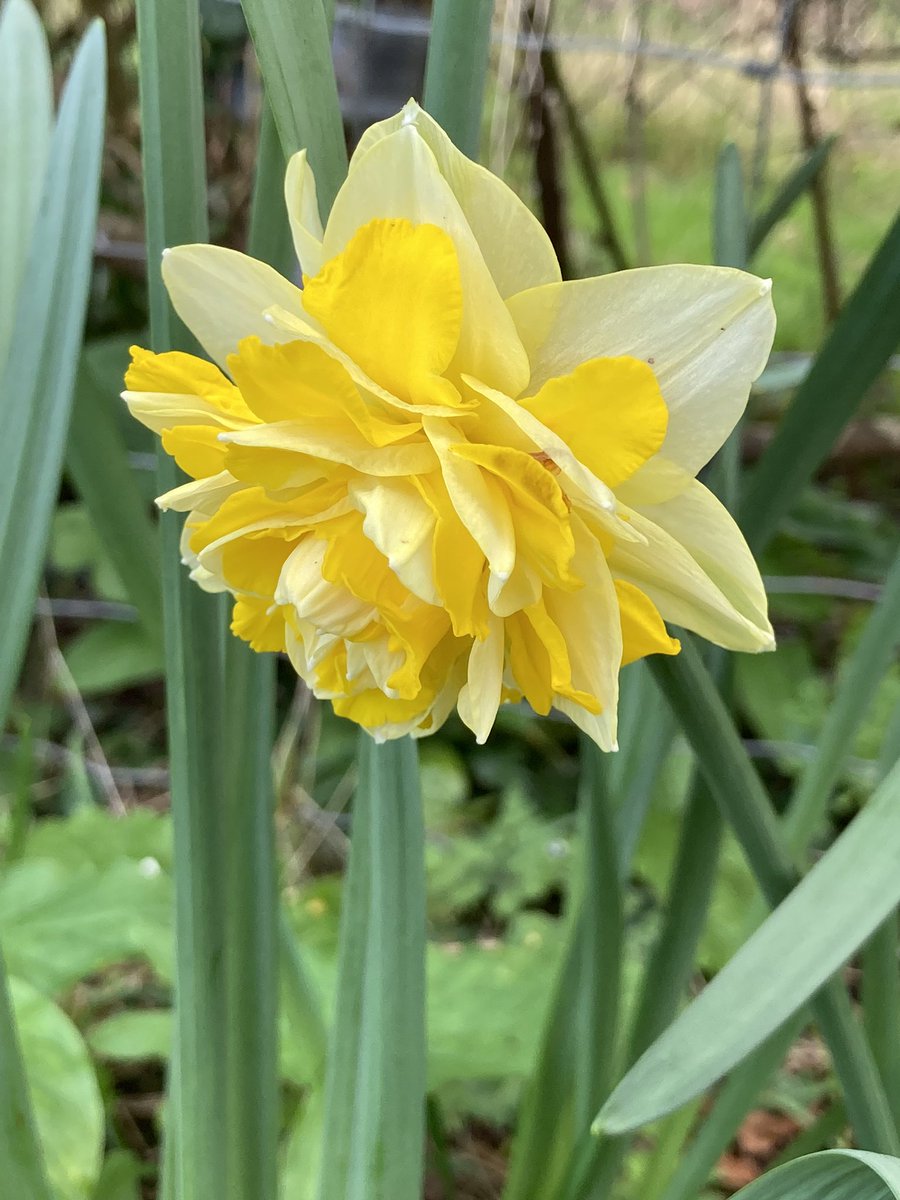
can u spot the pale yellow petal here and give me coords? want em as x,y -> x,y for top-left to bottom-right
161,244 -> 305,368
284,149 -> 324,276
609,500 -> 775,653
507,266 -> 775,485
457,614 -> 504,744
352,101 -> 561,298
276,539 -> 375,638
221,421 -> 437,478
322,125 -> 530,395
630,479 -> 773,644
347,477 -> 439,606
156,470 -> 244,514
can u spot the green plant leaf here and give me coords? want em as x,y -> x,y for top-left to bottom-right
423,0 -> 494,158
239,0 -> 347,215
64,622 -> 165,695
748,136 -> 837,259
91,1150 -> 143,1200
0,0 -> 52,369
87,1010 -> 173,1062
12,974 -> 104,1200
317,736 -> 426,1200
713,143 -> 747,269
67,348 -> 163,645
596,758 -> 900,1135
734,1150 -> 900,1199
0,18 -> 106,727
742,209 -> 900,553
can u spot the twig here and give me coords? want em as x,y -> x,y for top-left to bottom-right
0,735 -> 169,791
526,2 -> 571,278
624,0 -> 652,265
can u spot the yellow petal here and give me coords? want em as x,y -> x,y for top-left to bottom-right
414,474 -> 490,639
615,580 -> 680,666
162,244 -> 305,368
507,266 -> 775,487
124,346 -> 254,431
161,425 -> 227,479
449,441 -> 579,593
352,101 -> 561,298
348,477 -> 439,606
221,420 -> 437,479
457,614 -> 504,743
461,375 -> 641,547
609,499 -> 774,653
302,217 -> 463,409
156,471 -> 244,514
520,356 -> 668,489
424,416 -> 515,584
322,126 -> 531,395
231,597 -> 286,653
284,149 -> 324,276
628,479 -> 773,646
276,538 -> 376,638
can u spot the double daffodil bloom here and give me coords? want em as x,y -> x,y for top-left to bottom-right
125,101 -> 775,749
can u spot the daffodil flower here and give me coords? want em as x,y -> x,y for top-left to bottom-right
125,101 -> 775,749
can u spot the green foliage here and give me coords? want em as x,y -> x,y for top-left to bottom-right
12,975 -> 104,1200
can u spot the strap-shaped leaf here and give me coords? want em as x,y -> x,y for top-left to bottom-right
748,136 -> 837,258
0,18 -> 106,726
595,758 -> 900,1134
735,1150 -> 900,1199
0,0 -> 52,370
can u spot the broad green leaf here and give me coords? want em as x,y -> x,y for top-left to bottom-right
91,1150 -> 143,1200
239,0 -> 347,214
88,1011 -> 173,1062
748,136 -> 837,258
0,19 -> 106,727
742,209 -> 900,553
734,1150 -> 900,1199
596,759 -> 900,1135
24,807 -> 172,872
0,0 -> 52,368
13,975 -> 104,1200
317,736 -> 426,1200
0,953 -> 52,1200
64,622 -> 164,695
0,860 -> 173,994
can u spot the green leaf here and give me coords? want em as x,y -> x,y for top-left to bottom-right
12,975 -> 104,1200
91,1150 -> 143,1200
67,349 -> 163,645
87,1011 -> 173,1062
596,759 -> 900,1135
734,1150 -> 900,1199
239,0 -> 347,215
742,209 -> 900,553
0,0 -> 52,370
713,143 -> 748,269
0,860 -> 173,994
317,736 -> 426,1200
423,0 -> 494,158
748,136 -> 837,259
0,18 -> 106,728
0,953 -> 53,1200
64,622 -> 164,695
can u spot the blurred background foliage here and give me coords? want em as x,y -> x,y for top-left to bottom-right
3,0 -> 899,1196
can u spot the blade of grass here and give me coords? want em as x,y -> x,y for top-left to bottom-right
732,1149 -> 900,1199
317,736 -> 427,1200
748,136 -> 837,259
134,0 -> 230,1195
239,0 -> 347,217
741,210 -> 900,553
0,949 -> 53,1200
0,0 -> 52,370
66,352 -> 163,646
0,18 -> 106,730
423,0 -> 494,159
595,642 -> 899,1152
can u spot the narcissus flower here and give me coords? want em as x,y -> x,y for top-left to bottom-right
125,101 -> 775,749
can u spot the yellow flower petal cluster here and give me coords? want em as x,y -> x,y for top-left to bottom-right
125,101 -> 776,749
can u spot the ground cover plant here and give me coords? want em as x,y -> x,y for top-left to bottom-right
1,1 -> 900,1198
